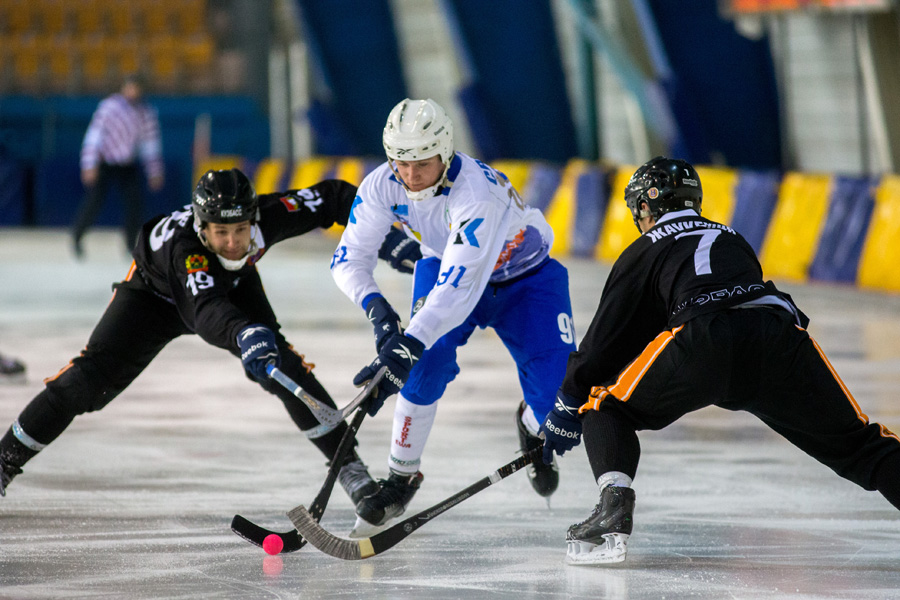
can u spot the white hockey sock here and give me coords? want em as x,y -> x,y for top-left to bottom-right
520,402 -> 542,436
597,471 -> 633,490
388,394 -> 438,475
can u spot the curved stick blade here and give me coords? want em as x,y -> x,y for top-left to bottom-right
287,505 -> 370,560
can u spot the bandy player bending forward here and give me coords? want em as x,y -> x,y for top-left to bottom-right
331,98 -> 577,536
540,156 -> 900,565
0,169 -> 418,502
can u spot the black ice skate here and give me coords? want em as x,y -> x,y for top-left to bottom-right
0,355 -> 25,384
516,401 -> 558,498
337,457 -> 379,504
566,485 -> 635,565
349,469 -> 423,538
0,457 -> 22,497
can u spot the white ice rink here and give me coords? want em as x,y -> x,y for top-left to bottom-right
1,228 -> 899,599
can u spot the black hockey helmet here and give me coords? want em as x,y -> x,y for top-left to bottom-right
192,168 -> 258,226
624,156 -> 702,232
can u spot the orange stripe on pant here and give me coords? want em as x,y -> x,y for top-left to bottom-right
579,325 -> 684,414
806,327 -> 900,442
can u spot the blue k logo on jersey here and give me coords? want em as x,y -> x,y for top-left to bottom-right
453,218 -> 484,248
348,195 -> 363,224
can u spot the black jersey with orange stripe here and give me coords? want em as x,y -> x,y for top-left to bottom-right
562,208 -> 807,399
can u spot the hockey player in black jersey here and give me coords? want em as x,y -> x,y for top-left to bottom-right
0,168 -> 420,502
539,156 -> 900,565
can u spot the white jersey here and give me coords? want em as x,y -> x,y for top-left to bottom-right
331,152 -> 554,349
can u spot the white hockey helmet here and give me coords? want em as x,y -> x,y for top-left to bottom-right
383,98 -> 454,170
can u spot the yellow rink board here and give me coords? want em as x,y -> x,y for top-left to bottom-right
758,172 -> 833,282
595,165 -> 639,262
858,175 -> 900,292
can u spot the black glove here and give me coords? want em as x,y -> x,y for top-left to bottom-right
364,295 -> 402,352
238,324 -> 280,382
538,390 -> 584,464
353,333 -> 424,416
378,226 -> 422,274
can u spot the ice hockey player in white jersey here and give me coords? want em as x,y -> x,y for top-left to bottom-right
331,98 -> 577,536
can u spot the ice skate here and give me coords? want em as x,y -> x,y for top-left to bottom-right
337,457 -> 379,504
0,355 -> 26,385
0,456 -> 22,497
349,470 -> 423,538
566,485 -> 635,565
516,401 -> 558,498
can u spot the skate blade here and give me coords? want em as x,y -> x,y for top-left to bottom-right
565,533 -> 629,566
348,515 -> 392,539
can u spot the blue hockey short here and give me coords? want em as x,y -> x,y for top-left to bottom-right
402,257 -> 576,422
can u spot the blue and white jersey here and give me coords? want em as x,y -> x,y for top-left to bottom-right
331,152 -> 553,349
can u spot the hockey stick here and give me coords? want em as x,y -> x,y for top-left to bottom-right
268,364 -> 385,439
230,368 -> 385,552
286,446 -> 542,560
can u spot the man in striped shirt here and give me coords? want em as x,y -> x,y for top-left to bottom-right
74,74 -> 165,258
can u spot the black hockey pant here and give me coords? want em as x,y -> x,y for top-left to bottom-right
11,268 -> 352,460
580,307 -> 900,508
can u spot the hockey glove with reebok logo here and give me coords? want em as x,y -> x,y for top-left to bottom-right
539,390 -> 584,465
364,295 -> 402,352
378,226 -> 422,274
353,333 -> 424,417
238,324 -> 280,382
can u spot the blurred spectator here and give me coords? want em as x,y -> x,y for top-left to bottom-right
74,74 -> 164,258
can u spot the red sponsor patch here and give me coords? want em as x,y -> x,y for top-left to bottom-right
279,195 -> 301,212
185,254 -> 209,273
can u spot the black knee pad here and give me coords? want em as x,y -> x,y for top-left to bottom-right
44,362 -> 120,416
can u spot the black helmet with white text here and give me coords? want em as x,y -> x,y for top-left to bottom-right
624,156 -> 702,232
192,168 -> 259,226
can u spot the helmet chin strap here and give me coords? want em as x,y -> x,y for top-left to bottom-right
197,224 -> 260,271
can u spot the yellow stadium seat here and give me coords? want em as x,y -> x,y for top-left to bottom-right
73,0 -> 107,35
694,166 -> 738,225
37,0 -> 74,34
108,35 -> 142,78
5,0 -> 36,35
595,165 -> 640,262
758,172 -> 833,282
857,175 -> 900,292
108,0 -> 140,34
76,35 -> 115,92
146,34 -> 181,90
10,35 -> 45,91
45,34 -> 78,92
173,0 -> 207,35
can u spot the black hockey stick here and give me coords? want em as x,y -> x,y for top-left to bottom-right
286,446 -> 542,560
230,368 -> 385,553
268,364 -> 386,439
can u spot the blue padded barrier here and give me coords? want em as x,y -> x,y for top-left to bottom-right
0,158 -> 29,225
570,166 -> 609,257
808,175 -> 878,284
521,163 -> 561,213
729,170 -> 780,254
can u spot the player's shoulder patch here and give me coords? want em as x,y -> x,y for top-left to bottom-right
279,194 -> 301,212
185,254 -> 209,273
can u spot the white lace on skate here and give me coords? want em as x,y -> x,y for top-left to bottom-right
566,533 -> 629,565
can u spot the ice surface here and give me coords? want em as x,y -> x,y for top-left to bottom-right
1,228 -> 898,599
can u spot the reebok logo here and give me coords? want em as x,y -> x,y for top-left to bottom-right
392,343 -> 418,365
384,367 -> 404,389
545,422 -> 580,439
240,341 -> 271,361
554,397 -> 577,416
